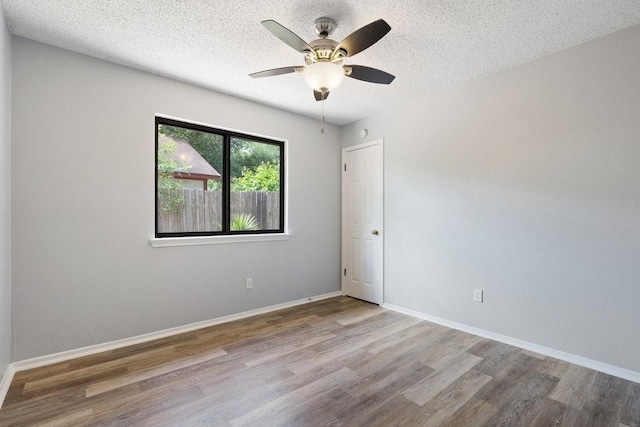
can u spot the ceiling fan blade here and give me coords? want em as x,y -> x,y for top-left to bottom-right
314,90 -> 330,101
335,19 -> 391,57
262,20 -> 313,53
347,65 -> 395,84
249,66 -> 298,78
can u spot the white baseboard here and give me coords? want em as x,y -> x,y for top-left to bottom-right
6,291 -> 342,380
0,364 -> 16,410
382,303 -> 640,384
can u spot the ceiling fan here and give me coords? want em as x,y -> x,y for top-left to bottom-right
250,17 -> 395,101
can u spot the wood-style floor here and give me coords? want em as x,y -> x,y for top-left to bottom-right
1,297 -> 638,426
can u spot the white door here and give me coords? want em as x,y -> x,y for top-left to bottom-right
342,140 -> 383,304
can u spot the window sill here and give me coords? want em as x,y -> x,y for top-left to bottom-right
149,233 -> 292,248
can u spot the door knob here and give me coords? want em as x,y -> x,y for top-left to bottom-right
371,229 -> 379,236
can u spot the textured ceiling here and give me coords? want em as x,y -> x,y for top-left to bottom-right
2,0 -> 640,125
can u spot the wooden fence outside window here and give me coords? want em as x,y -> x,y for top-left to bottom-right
158,189 -> 280,232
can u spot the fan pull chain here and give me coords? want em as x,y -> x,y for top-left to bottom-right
320,97 -> 325,134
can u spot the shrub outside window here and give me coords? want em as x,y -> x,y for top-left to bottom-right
155,117 -> 284,237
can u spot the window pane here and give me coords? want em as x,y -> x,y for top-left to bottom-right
230,137 -> 281,231
157,124 -> 224,233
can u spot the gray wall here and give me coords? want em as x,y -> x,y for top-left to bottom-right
11,37 -> 341,361
0,9 -> 11,377
342,24 -> 640,372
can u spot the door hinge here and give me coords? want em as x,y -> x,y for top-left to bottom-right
343,268 -> 347,276
344,163 -> 347,172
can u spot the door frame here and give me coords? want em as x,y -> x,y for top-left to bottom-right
341,139 -> 384,304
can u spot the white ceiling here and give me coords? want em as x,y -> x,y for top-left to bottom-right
2,1 -> 640,125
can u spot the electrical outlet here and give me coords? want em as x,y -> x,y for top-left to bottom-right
474,289 -> 483,303
246,278 -> 253,289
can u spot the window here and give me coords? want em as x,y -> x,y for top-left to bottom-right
155,117 -> 284,237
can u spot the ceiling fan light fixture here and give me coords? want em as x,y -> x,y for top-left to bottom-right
304,61 -> 344,92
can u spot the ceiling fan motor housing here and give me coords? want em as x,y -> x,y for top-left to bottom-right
306,39 -> 343,64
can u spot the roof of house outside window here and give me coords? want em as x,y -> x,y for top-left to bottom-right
159,135 -> 220,180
